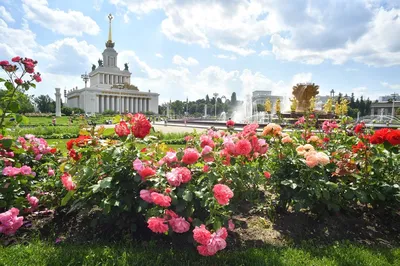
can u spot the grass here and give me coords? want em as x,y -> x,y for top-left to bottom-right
21,115 -> 115,126
0,240 -> 398,266
46,138 -> 185,154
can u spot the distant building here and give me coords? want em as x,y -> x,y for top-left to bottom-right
379,93 -> 399,102
370,101 -> 400,116
252,90 -> 283,105
65,14 -> 159,114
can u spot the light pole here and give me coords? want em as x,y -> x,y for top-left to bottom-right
81,72 -> 89,88
330,89 -> 335,99
213,92 -> 219,120
391,93 -> 397,117
221,95 -> 226,113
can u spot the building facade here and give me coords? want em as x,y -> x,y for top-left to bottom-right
252,90 -> 283,105
65,14 -> 159,114
370,101 -> 400,116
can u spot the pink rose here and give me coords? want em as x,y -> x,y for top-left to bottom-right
0,207 -> 24,235
61,172 -> 76,190
193,224 -> 211,245
213,184 -> 234,205
200,135 -> 215,148
140,189 -> 153,203
150,192 -> 171,207
147,217 -> 168,233
27,193 -> 39,209
20,165 -> 32,175
166,167 -> 192,187
33,73 -> 42,82
169,217 -> 190,233
15,78 -> 23,85
48,168 -> 55,176
203,165 -> 210,173
182,148 -> 200,165
11,56 -> 21,62
133,158 -> 143,172
228,220 -> 235,231
235,139 -> 252,156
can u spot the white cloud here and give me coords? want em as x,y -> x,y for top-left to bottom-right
111,0 -> 400,66
291,72 -> 313,86
351,86 -> 368,97
214,54 -> 237,60
93,0 -> 103,11
0,6 -> 14,23
259,50 -> 271,56
345,68 -> 359,72
22,0 -> 100,36
381,81 -> 400,90
0,19 -> 37,58
155,53 -> 163,58
172,55 -> 199,66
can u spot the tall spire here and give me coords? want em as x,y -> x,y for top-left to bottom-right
106,13 -> 115,48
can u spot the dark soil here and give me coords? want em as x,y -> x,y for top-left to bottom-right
2,205 -> 399,249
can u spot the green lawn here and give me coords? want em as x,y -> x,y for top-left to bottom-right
0,240 -> 398,266
46,138 -> 185,154
21,116 -> 115,126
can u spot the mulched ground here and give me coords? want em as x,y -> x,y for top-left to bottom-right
2,204 -> 399,248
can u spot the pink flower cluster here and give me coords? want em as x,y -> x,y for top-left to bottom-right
18,135 -> 55,160
0,57 -> 42,84
322,120 -> 338,134
193,225 -> 228,256
26,193 -> 39,212
147,210 -> 190,234
2,165 -> 32,177
0,208 -> 24,235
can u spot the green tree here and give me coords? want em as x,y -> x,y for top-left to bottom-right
0,89 -> 34,113
205,94 -> 210,103
34,95 -> 56,113
257,104 -> 265,112
230,92 -> 237,106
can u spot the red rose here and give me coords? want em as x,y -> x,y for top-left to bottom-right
50,148 -> 57,154
33,73 -> 42,82
68,149 -> 82,161
226,120 -> 235,127
370,128 -> 391,144
15,78 -> 23,85
115,121 -> 130,137
386,130 -> 400,146
354,122 -> 365,134
130,113 -> 151,139
139,167 -> 156,179
12,56 -> 21,62
66,139 -> 75,150
264,171 -> 271,179
0,60 -> 9,66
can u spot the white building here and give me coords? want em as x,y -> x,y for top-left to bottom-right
66,14 -> 159,114
252,90 -> 283,105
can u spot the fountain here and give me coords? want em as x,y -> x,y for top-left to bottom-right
292,83 -> 319,112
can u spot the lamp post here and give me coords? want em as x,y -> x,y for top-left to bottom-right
391,93 -> 397,117
81,72 -> 89,88
330,89 -> 335,99
213,92 -> 219,120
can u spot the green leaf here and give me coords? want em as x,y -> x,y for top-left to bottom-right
343,190 -> 354,200
182,190 -> 193,202
112,115 -> 121,124
0,138 -> 13,149
9,101 -> 19,112
61,190 -> 75,206
99,177 -> 112,188
176,201 -> 186,212
322,190 -> 330,200
91,184 -> 100,193
0,78 -> 5,82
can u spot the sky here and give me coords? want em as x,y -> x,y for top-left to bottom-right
1,0 -> 400,104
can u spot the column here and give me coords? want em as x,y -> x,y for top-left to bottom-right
138,98 -> 142,112
371,108 -> 374,116
109,96 -> 113,110
104,95 -> 108,111
143,98 -> 147,113
134,98 -> 138,113
104,74 -> 107,84
99,74 -> 102,84
130,97 -> 134,112
116,95 -> 120,113
55,88 -> 61,117
147,99 -> 150,112
99,95 -> 103,112
96,95 -> 100,113
124,97 -> 128,112
121,96 -> 125,113
111,96 -> 115,111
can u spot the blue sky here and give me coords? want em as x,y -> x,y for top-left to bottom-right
1,0 -> 400,103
